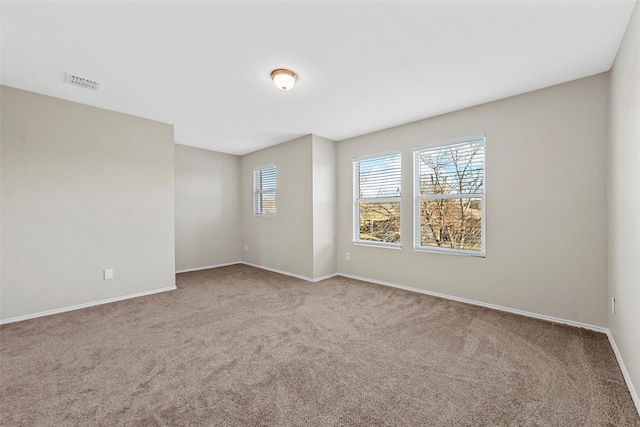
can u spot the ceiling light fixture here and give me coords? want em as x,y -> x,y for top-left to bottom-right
271,69 -> 297,91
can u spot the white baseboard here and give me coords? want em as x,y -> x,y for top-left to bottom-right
313,272 -> 339,282
606,331 -> 640,417
337,273 -> 608,333
240,262 -> 315,282
176,261 -> 241,274
239,262 -> 337,283
0,286 -> 177,325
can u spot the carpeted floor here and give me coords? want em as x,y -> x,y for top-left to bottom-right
1,264 -> 638,426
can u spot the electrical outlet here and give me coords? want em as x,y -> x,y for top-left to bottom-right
244,245 -> 248,252
103,268 -> 114,280
611,297 -> 616,314
345,252 -> 350,261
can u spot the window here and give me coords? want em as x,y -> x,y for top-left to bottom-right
413,137 -> 485,256
253,165 -> 276,216
353,152 -> 401,247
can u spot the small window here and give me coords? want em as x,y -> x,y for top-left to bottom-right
353,152 -> 401,247
413,137 -> 485,256
253,165 -> 276,216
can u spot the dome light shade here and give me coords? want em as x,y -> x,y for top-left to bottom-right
271,69 -> 297,91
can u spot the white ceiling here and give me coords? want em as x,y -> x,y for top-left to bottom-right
1,1 -> 636,155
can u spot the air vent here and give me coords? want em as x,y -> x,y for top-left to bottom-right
65,73 -> 103,91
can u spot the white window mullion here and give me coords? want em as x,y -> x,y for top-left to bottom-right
417,193 -> 481,201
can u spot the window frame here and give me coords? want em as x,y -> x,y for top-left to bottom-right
352,151 -> 402,249
412,136 -> 485,257
253,164 -> 277,217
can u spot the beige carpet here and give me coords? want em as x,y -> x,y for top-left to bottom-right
1,264 -> 638,426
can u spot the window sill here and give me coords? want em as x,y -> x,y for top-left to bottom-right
352,241 -> 402,250
414,246 -> 485,258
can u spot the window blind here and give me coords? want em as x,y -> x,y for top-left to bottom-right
354,153 -> 401,200
254,165 -> 276,215
415,139 -> 484,196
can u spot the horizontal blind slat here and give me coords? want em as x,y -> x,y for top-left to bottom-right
356,153 -> 401,199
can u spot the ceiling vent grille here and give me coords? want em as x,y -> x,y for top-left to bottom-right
65,73 -> 103,91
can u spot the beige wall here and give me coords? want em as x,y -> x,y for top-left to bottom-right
608,1 -> 640,407
175,144 -> 241,271
240,135 -> 314,279
336,74 -> 609,327
1,86 -> 176,321
239,134 -> 337,281
312,135 -> 337,278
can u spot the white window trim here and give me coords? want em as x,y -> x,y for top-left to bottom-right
353,151 -> 402,248
253,164 -> 276,217
412,136 -> 485,257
